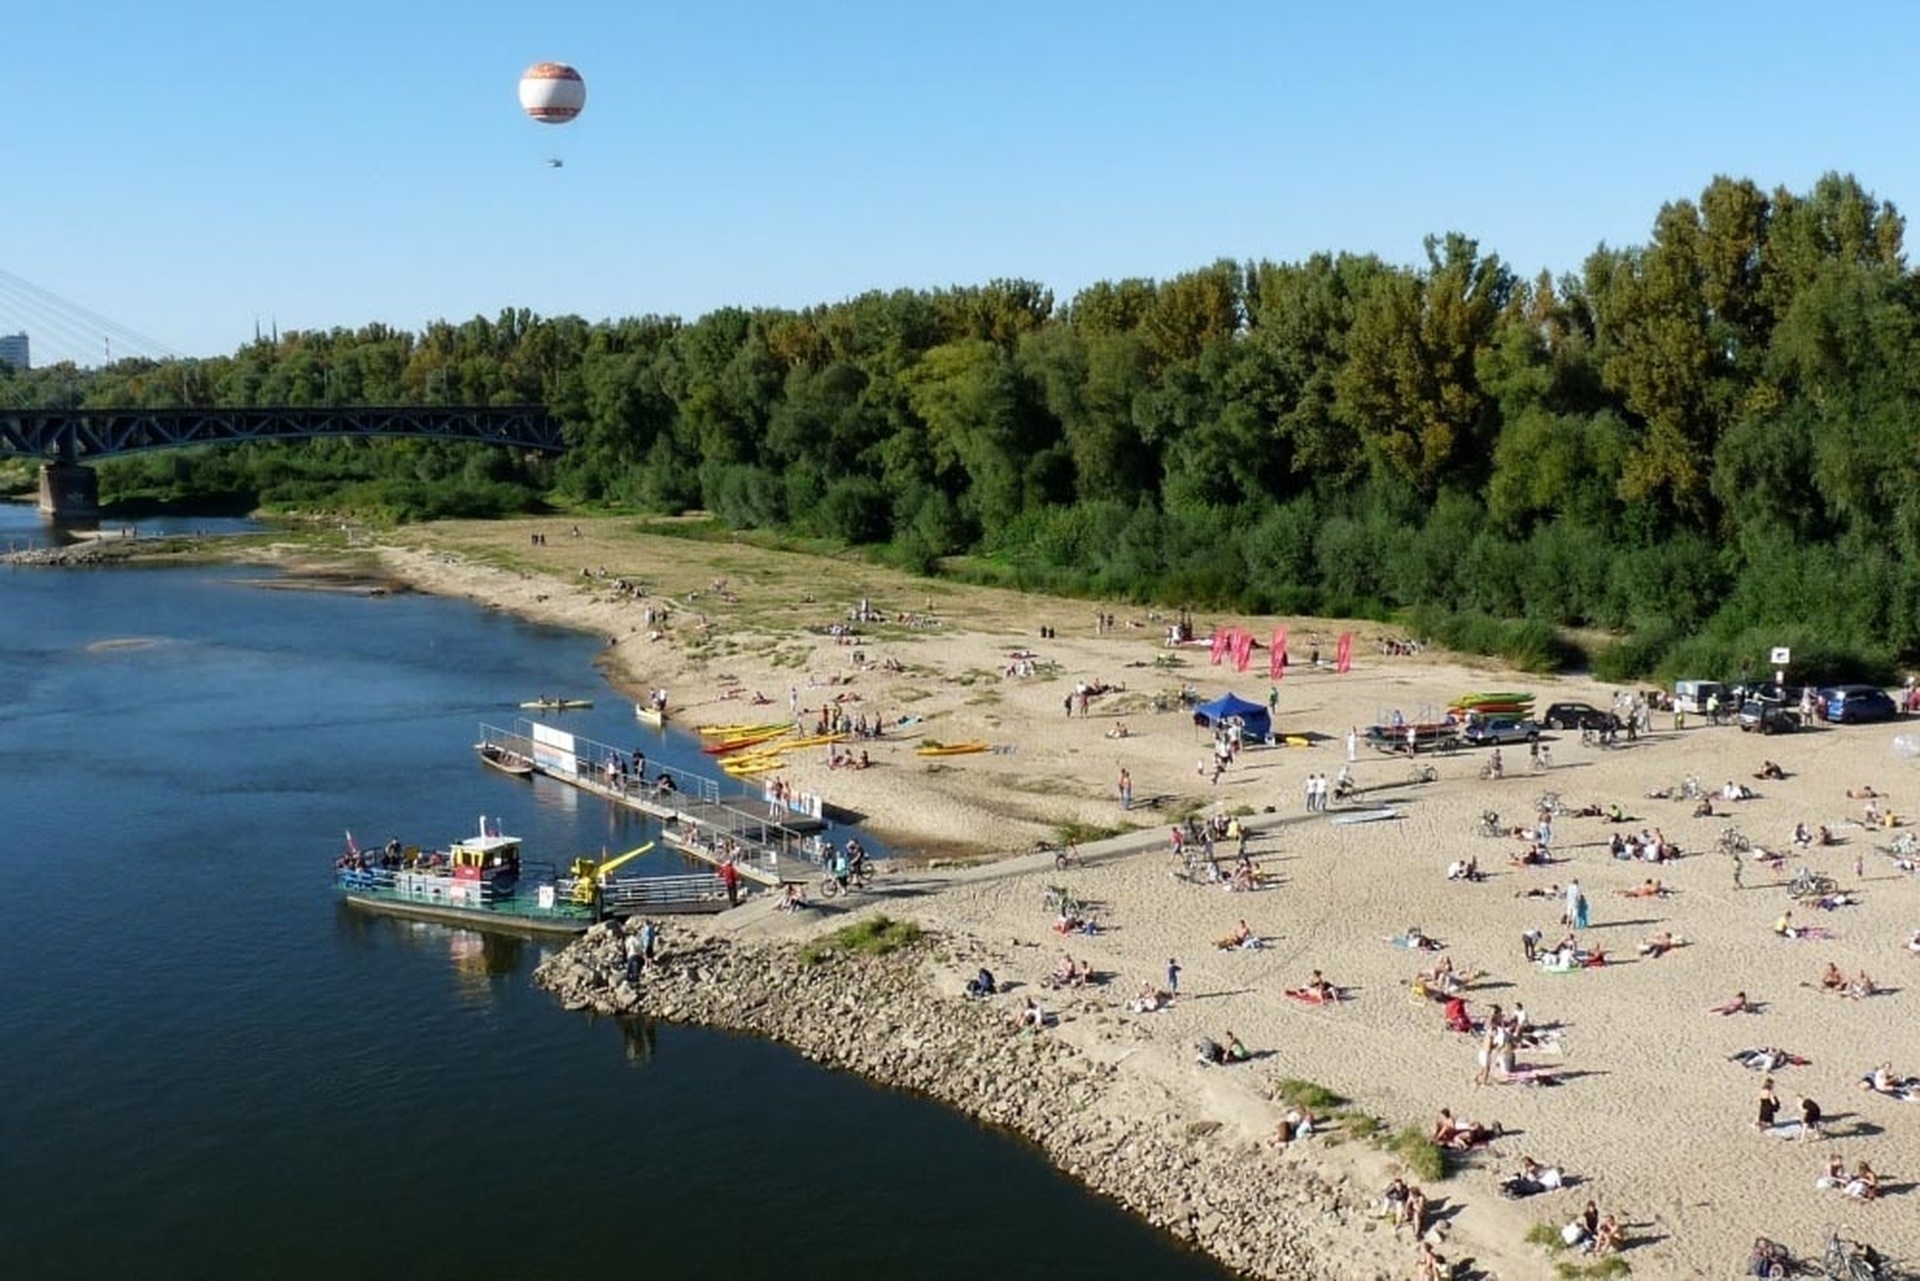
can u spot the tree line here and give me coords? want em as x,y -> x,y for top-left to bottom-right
4,171 -> 1915,681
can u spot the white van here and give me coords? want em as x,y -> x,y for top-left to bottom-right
1673,680 -> 1725,715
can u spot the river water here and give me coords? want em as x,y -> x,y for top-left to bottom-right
0,505 -> 1226,1280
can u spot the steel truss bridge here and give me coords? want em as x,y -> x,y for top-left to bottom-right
0,404 -> 564,462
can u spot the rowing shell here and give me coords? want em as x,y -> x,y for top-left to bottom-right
1330,807 -> 1399,825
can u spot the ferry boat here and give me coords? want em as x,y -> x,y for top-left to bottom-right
333,819 -> 598,936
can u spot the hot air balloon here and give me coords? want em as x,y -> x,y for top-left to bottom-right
518,62 -> 585,124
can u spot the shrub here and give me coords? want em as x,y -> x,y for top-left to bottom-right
798,915 -> 923,966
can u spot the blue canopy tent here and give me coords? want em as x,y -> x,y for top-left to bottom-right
1193,692 -> 1272,743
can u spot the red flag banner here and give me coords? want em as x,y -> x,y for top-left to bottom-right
1335,631 -> 1354,673
1233,627 -> 1254,672
1210,628 -> 1228,666
1270,628 -> 1288,681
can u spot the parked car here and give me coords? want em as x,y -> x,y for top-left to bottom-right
1461,716 -> 1543,746
1820,685 -> 1898,724
1543,702 -> 1606,730
1737,701 -> 1801,735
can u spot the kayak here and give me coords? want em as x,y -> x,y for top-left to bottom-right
520,698 -> 593,711
1455,692 -> 1533,708
704,730 -> 789,755
698,721 -> 789,739
915,741 -> 990,757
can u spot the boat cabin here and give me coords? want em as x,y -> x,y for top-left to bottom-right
450,832 -> 521,891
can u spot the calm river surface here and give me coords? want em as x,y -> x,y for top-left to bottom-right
0,505 -> 1226,1280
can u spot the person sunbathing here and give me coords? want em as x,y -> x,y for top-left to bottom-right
1298,969 -> 1336,1002
1431,1108 -> 1500,1150
1844,971 -> 1878,999
1820,961 -> 1848,991
1710,991 -> 1751,1015
1620,877 -> 1668,898
1637,930 -> 1681,958
1757,761 -> 1786,781
1128,982 -> 1168,1014
1215,919 -> 1261,950
1848,785 -> 1882,799
1592,1213 -> 1623,1255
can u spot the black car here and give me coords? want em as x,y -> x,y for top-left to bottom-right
1542,702 -> 1606,730
1737,701 -> 1801,735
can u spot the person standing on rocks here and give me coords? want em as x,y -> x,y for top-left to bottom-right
624,927 -> 644,982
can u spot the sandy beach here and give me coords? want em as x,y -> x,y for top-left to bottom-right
358,517 -> 1919,1279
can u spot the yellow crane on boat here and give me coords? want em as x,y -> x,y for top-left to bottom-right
568,841 -> 654,903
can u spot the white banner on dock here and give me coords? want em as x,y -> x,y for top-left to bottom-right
529,722 -> 579,776
763,783 -> 823,820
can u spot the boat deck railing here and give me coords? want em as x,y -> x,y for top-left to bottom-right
334,859 -> 597,924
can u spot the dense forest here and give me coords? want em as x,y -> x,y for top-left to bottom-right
5,172 -> 1918,681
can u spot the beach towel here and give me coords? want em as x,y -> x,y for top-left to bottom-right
1781,927 -> 1835,941
1285,987 -> 1343,1006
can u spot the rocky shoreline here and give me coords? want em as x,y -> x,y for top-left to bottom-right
535,919 -> 1417,1281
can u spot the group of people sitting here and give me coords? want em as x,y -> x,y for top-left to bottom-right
1791,820 -> 1836,848
1128,982 -> 1173,1014
1286,969 -> 1341,1003
1537,934 -> 1606,971
1558,1200 -> 1623,1256
1430,1107 -> 1501,1150
1194,1031 -> 1251,1065
1815,1155 -> 1880,1200
1412,953 -> 1480,996
1605,828 -> 1677,862
1045,952 -> 1095,989
1818,961 -> 1880,999
1444,855 -> 1483,882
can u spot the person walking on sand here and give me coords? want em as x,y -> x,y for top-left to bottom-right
1563,879 -> 1582,927
1118,767 -> 1133,811
1167,958 -> 1182,1000
1732,852 -> 1744,890
1348,726 -> 1359,762
1574,886 -> 1590,930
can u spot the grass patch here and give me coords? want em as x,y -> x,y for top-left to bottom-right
1555,1258 -> 1629,1279
1273,1079 -> 1346,1112
1525,1222 -> 1567,1251
1052,819 -> 1125,845
1385,1125 -> 1447,1182
798,915 -> 923,966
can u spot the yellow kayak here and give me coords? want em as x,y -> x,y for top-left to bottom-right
699,720 -> 790,738
781,733 -> 849,751
722,756 -> 787,776
915,740 -> 991,757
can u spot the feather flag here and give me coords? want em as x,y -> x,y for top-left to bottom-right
1210,628 -> 1229,666
1335,631 -> 1354,673
1270,627 -> 1288,681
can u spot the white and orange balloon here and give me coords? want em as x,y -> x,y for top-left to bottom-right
518,62 -> 586,124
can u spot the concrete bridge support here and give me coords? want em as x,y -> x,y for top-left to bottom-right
37,462 -> 99,521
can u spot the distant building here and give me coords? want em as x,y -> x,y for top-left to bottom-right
0,332 -> 27,372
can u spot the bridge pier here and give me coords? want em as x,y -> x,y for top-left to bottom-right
37,462 -> 100,521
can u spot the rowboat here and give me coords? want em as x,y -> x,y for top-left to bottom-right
634,703 -> 666,728
520,698 -> 593,711
475,741 -> 535,778
915,740 -> 991,757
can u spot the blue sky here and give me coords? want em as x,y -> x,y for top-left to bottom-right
11,1 -> 1920,363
